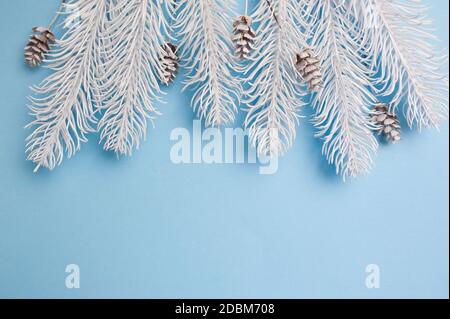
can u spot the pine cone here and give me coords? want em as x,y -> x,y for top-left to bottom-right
295,48 -> 322,92
24,27 -> 56,68
160,43 -> 179,85
371,104 -> 401,144
232,16 -> 255,60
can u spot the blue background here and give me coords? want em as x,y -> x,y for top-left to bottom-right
0,0 -> 448,299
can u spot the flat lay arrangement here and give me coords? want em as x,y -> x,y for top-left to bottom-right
24,0 -> 449,180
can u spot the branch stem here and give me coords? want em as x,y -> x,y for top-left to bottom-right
266,0 -> 280,27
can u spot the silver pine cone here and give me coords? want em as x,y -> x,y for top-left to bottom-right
232,16 -> 255,60
371,104 -> 401,144
160,43 -> 179,85
24,27 -> 55,68
295,48 -> 322,92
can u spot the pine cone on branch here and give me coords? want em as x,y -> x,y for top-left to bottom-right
371,104 -> 401,144
160,43 -> 179,85
233,16 -> 255,60
25,27 -> 56,68
295,48 -> 322,92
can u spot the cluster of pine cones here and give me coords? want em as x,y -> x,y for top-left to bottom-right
232,16 -> 323,94
24,14 -> 401,147
24,27 -> 180,84
25,15 -> 323,96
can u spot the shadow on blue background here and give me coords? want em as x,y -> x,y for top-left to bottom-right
0,0 -> 448,298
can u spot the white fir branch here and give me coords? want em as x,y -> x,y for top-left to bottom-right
244,0 -> 306,157
98,0 -> 170,156
363,0 -> 449,130
307,0 -> 378,180
175,0 -> 241,127
26,0 -> 108,172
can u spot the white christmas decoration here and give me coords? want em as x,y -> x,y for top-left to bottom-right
244,0 -> 306,157
362,0 -> 449,130
26,0 -> 108,172
175,0 -> 241,128
24,0 -> 448,180
304,0 -> 378,180
97,0 -> 170,156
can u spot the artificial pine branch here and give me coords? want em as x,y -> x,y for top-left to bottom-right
98,0 -> 170,156
175,0 -> 241,127
26,0 -> 108,171
244,0 -> 307,157
306,0 -> 378,180
362,0 -> 449,130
